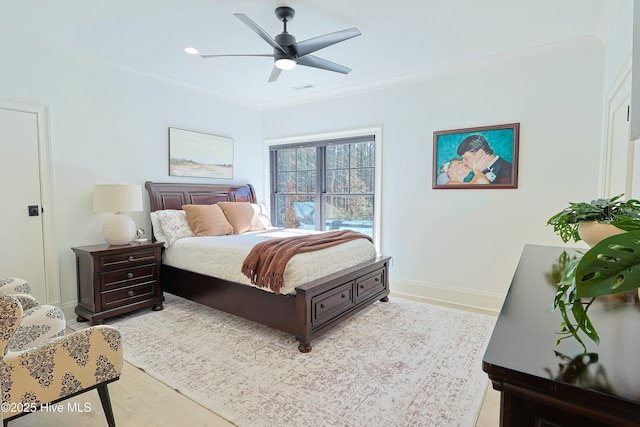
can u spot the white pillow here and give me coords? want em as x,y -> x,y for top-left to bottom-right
155,210 -> 194,247
250,203 -> 272,230
149,212 -> 168,246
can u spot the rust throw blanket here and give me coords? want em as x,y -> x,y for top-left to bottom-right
241,230 -> 373,294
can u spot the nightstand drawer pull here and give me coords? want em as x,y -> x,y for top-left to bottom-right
128,256 -> 134,261
128,290 -> 135,297
127,273 -> 134,279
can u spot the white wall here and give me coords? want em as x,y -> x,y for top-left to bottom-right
0,28 -> 263,308
0,27 -> 607,314
262,37 -> 605,312
603,0 -> 633,91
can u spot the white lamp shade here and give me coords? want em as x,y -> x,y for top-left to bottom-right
94,184 -> 143,213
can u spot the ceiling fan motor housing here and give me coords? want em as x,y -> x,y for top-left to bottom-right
275,32 -> 297,59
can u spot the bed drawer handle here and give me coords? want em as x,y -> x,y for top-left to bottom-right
341,293 -> 346,298
128,256 -> 134,262
127,273 -> 134,279
320,303 -> 325,309
128,290 -> 135,297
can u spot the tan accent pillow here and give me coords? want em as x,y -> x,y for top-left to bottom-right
217,202 -> 255,234
183,204 -> 233,236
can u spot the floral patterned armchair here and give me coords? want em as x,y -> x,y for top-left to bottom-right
0,293 -> 123,426
0,277 -> 66,352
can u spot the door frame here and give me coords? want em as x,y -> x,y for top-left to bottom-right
1,97 -> 60,305
600,60 -> 632,198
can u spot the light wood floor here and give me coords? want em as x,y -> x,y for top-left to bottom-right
7,361 -> 232,427
8,297 -> 500,427
477,384 -> 501,426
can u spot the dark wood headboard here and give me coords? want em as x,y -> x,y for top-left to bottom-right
145,181 -> 257,211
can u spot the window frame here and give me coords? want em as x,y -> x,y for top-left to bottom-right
264,127 -> 382,252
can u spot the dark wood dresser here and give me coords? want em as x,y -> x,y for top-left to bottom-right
72,241 -> 165,325
483,244 -> 640,426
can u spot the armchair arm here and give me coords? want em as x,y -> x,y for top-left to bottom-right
0,295 -> 23,355
0,278 -> 31,295
2,326 -> 123,419
12,294 -> 39,311
9,304 -> 65,352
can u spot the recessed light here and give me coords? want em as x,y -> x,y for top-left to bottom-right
184,47 -> 199,55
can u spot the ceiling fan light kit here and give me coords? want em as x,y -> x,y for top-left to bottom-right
275,58 -> 296,70
200,6 -> 360,82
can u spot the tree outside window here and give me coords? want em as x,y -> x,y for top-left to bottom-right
270,136 -> 375,238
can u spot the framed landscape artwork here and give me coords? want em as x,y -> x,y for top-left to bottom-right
432,123 -> 520,189
169,127 -> 234,179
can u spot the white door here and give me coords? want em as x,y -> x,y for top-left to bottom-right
0,107 -> 48,303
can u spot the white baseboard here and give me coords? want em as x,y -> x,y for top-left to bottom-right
390,277 -> 504,315
60,301 -> 77,323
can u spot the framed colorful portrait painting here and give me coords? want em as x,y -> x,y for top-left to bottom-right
432,123 -> 520,189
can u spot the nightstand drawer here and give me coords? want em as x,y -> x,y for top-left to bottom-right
101,283 -> 156,309
356,268 -> 386,301
99,248 -> 158,270
100,264 -> 157,290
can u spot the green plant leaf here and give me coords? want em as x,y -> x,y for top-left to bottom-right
570,298 -> 600,345
575,230 -> 640,298
607,216 -> 640,232
555,299 -> 588,353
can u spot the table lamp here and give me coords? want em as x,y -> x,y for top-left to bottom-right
93,184 -> 143,245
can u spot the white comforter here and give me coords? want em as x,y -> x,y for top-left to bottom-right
163,228 -> 376,295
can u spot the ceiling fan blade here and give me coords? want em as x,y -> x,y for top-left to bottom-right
200,53 -> 274,59
296,55 -> 352,74
234,13 -> 286,53
293,28 -> 361,57
268,66 -> 282,82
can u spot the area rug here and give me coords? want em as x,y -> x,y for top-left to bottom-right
69,294 -> 496,426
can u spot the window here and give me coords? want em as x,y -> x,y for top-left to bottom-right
270,135 -> 376,239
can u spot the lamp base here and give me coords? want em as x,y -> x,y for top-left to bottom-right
103,213 -> 136,245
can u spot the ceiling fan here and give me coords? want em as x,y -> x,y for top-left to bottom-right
200,6 -> 361,82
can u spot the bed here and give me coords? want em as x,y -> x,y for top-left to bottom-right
145,181 -> 391,352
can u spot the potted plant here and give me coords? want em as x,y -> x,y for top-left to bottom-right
547,194 -> 640,353
546,194 -> 640,244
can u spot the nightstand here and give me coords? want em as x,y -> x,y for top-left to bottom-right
72,241 -> 165,325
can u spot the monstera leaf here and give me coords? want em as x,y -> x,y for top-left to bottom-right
575,230 -> 640,298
